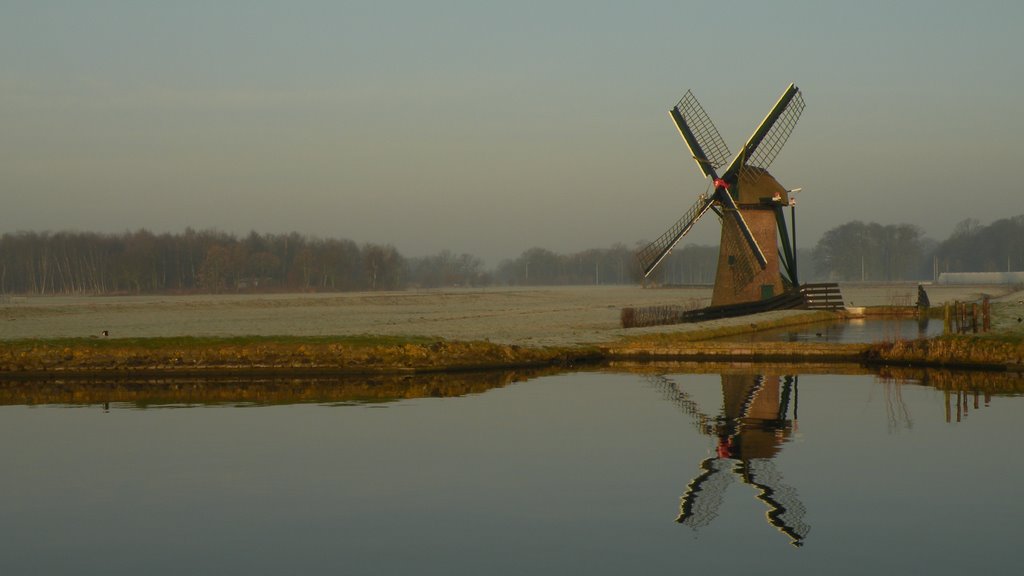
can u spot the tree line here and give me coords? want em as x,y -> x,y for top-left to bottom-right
0,229 -> 409,295
491,244 -> 716,286
0,229 -> 647,295
809,215 -> 1024,281
2,215 -> 1020,295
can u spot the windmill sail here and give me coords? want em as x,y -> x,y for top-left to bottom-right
670,90 -> 731,180
722,83 -> 805,181
638,192 -> 716,278
717,188 -> 769,269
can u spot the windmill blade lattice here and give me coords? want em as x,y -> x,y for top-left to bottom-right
673,90 -> 732,177
739,86 -> 805,178
637,192 -> 716,278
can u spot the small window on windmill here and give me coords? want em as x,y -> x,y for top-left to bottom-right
728,255 -> 735,266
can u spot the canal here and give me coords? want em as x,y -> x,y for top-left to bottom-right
711,316 -> 945,343
1,368 -> 1021,575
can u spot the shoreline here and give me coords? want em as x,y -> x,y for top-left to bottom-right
3,354 -> 1023,409
3,285 -> 1021,377
2,323 -> 1020,379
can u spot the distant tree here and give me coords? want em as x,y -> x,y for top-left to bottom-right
406,250 -> 486,288
932,215 -> 1024,273
493,244 -> 644,286
812,221 -> 926,281
319,238 -> 363,290
363,243 -> 403,290
198,244 -> 236,293
118,229 -> 160,293
246,251 -> 281,287
952,218 -> 981,239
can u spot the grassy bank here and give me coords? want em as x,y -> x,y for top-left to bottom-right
864,333 -> 1024,370
0,335 -> 599,378
2,307 -> 1022,376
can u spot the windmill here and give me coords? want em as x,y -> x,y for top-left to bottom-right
637,84 -> 805,307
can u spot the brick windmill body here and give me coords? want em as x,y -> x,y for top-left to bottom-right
712,167 -> 790,306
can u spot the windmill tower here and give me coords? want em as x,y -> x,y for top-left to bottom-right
637,84 -> 805,307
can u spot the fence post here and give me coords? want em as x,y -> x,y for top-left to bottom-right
983,296 -> 991,332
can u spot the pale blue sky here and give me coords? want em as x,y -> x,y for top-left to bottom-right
3,1 -> 1022,263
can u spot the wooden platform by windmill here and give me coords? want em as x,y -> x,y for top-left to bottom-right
636,83 -> 842,320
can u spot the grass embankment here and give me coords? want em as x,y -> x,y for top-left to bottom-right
865,333 -> 1024,371
0,335 -> 600,378
607,306 -> 1024,370
3,308 -> 1022,376
863,300 -> 1024,370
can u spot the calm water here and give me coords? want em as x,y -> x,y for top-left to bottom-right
717,317 -> 945,343
1,369 -> 1022,575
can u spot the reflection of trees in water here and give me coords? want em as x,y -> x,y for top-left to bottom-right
876,367 -> 1024,424
881,380 -> 914,432
943,388 -> 988,423
878,367 -> 1024,395
651,373 -> 810,547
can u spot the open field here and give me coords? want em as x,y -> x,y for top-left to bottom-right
2,283 -> 1020,346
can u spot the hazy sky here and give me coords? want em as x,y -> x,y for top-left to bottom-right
3,1 -> 1022,263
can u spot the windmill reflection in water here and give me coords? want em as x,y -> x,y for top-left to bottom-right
652,373 -> 809,546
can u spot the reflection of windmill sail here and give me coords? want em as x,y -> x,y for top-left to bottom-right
646,374 -> 717,435
743,458 -> 811,546
677,457 -> 735,529
779,375 -> 797,421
